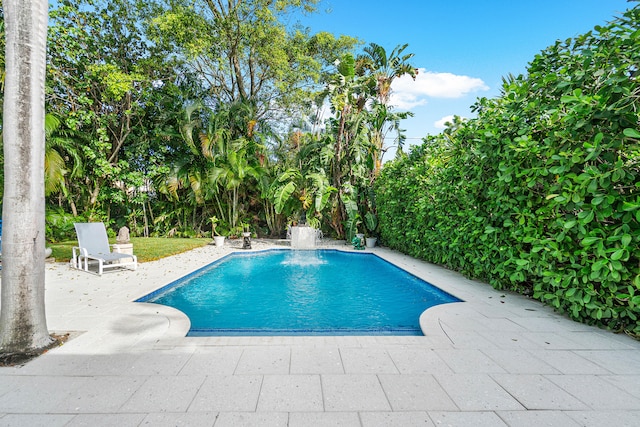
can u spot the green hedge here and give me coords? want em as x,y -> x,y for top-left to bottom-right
376,6 -> 640,335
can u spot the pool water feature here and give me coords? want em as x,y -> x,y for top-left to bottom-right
137,250 -> 462,336
290,225 -> 316,249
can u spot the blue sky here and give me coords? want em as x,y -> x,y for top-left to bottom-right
295,0 -> 634,152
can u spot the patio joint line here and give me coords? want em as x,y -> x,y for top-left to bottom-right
376,374 -> 394,412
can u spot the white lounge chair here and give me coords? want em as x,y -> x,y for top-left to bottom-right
72,222 -> 137,275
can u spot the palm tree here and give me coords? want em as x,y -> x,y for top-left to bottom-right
358,43 -> 417,105
207,137 -> 259,231
154,102 -> 219,234
155,100 -> 266,235
366,102 -> 412,174
357,43 -> 417,173
0,0 -> 53,353
202,101 -> 265,232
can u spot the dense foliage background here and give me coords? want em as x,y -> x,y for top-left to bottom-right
376,6 -> 640,335
1,0 -> 413,242
0,0 -> 637,334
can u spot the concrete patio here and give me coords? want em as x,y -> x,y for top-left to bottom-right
1,239 -> 639,426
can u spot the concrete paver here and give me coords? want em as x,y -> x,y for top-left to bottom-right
234,347 -> 290,375
1,239 -> 640,426
527,349 -> 612,375
0,376 -> 89,414
188,375 -> 262,412
290,347 -> 344,374
211,412 -> 287,427
359,411 -> 433,427
0,414 -> 75,427
257,375 -> 323,412
545,374 -> 640,410
479,348 -> 560,374
65,413 -> 147,427
377,374 -> 457,411
433,374 -> 525,411
178,347 -> 243,376
575,349 -> 640,374
339,348 -> 399,374
434,348 -> 507,374
496,410 -> 581,427
428,411 -> 508,427
288,411 -> 360,427
600,374 -> 640,398
490,374 -> 588,410
119,375 -> 206,413
322,374 -> 391,411
139,411 -> 218,426
564,411 -> 640,427
53,376 -> 146,414
386,348 -> 453,375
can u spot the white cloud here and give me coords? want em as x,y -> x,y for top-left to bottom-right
434,115 -> 455,129
390,68 -> 489,109
389,91 -> 428,110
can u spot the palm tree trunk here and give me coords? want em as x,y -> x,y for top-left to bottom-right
0,0 -> 53,352
70,198 -> 78,217
232,187 -> 239,229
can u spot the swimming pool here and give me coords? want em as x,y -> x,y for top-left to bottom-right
136,249 -> 461,336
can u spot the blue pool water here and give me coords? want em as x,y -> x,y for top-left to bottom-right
136,250 -> 461,336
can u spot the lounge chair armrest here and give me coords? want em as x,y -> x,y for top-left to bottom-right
72,246 -> 89,257
72,246 -> 89,262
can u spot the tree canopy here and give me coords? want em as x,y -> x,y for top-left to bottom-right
0,0 -> 412,242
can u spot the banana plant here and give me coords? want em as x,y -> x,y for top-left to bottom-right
357,43 -> 417,174
271,167 -> 336,228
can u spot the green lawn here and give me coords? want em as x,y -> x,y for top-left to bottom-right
49,237 -> 212,263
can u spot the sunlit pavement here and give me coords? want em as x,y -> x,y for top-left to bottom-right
1,239 -> 639,426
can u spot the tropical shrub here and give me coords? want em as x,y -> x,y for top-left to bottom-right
45,209 -> 84,243
376,5 -> 640,335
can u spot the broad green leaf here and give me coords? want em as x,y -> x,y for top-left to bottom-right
572,192 -> 582,203
592,259 -> 607,272
623,128 -> 640,138
594,132 -> 604,144
578,210 -> 594,224
610,249 -> 625,261
273,181 -> 296,214
581,236 -> 600,246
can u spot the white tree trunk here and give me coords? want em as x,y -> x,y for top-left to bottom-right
0,0 -> 52,352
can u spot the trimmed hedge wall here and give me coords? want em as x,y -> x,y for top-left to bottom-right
376,6 -> 640,335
